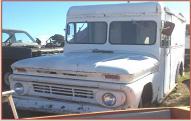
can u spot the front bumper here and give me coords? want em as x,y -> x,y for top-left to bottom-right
10,74 -> 144,114
13,96 -> 110,114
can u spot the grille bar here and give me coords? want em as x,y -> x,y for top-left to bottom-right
32,83 -> 94,99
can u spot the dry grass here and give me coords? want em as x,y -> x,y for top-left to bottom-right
160,68 -> 190,107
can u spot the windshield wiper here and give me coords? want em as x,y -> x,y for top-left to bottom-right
92,49 -> 113,53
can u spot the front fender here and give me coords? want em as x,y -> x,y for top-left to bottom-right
121,73 -> 155,108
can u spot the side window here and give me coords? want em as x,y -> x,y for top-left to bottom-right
2,33 -> 10,42
110,21 -> 156,45
14,33 -> 34,43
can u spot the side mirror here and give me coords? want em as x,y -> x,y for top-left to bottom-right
36,38 -> 41,45
162,21 -> 175,36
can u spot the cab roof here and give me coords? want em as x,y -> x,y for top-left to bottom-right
3,29 -> 27,33
67,2 -> 161,18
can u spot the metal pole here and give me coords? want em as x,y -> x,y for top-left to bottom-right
2,90 -> 19,119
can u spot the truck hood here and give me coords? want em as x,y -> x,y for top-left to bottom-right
12,52 -> 158,76
11,42 -> 40,48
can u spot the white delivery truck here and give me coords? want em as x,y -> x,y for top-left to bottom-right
9,2 -> 186,114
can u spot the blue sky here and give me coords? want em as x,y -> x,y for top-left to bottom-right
2,1 -> 190,44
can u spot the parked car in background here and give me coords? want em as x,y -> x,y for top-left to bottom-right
2,29 -> 64,90
9,2 -> 186,114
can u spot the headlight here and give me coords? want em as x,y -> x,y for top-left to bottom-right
102,93 -> 116,106
14,83 -> 24,95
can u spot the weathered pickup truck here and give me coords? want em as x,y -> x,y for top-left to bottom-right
9,2 -> 186,114
2,29 -> 64,90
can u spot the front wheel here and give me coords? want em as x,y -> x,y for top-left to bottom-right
138,90 -> 152,108
138,97 -> 144,108
138,84 -> 153,108
138,96 -> 152,108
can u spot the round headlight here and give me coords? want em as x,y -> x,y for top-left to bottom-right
102,93 -> 116,106
14,83 -> 24,95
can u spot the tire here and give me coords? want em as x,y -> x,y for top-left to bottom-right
138,84 -> 153,108
138,95 -> 152,108
138,97 -> 144,108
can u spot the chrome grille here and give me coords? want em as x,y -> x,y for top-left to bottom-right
32,83 -> 94,99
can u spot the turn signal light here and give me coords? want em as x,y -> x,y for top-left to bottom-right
16,68 -> 27,72
104,74 -> 120,80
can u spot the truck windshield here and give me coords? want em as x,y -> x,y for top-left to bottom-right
109,21 -> 156,45
3,31 -> 36,44
14,32 -> 36,43
67,22 -> 107,44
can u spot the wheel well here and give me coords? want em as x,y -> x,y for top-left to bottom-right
141,83 -> 153,105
